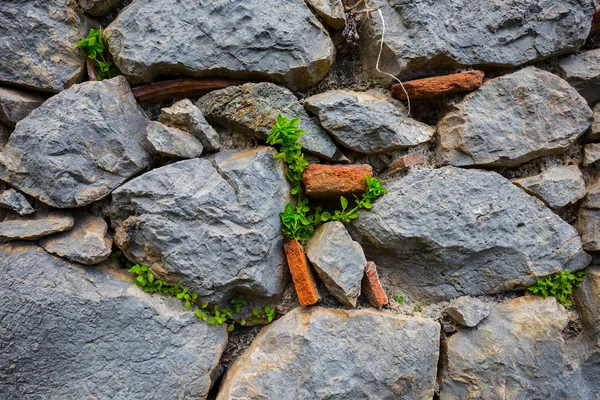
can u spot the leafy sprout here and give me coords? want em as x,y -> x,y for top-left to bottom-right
75,27 -> 119,80
528,269 -> 585,307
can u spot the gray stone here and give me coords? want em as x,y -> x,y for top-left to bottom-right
218,307 -> 440,400
0,211 -> 73,242
0,0 -> 95,92
110,147 -> 291,306
305,222 -> 367,307
40,211 -> 112,265
350,167 -> 590,303
0,87 -> 44,127
146,121 -> 204,159
0,123 -> 9,148
584,143 -> 600,166
0,189 -> 34,216
446,296 -> 491,327
78,0 -> 120,16
304,90 -> 434,154
575,266 -> 600,341
306,0 -> 345,30
438,68 -> 593,167
104,0 -> 335,90
197,83 -> 341,160
0,243 -> 227,399
575,208 -> 600,251
0,77 -> 152,208
358,0 -> 595,80
558,48 -> 600,106
581,178 -> 600,208
590,103 -> 600,141
158,99 -> 219,152
511,165 -> 586,208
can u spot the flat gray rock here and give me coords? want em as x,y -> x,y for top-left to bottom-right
159,99 -> 219,152
584,144 -> 600,166
0,87 -> 44,127
0,243 -> 227,400
306,0 -> 345,29
358,0 -> 595,79
350,167 -> 590,302
146,121 -> 204,159
40,211 -> 112,265
218,307 -> 440,400
304,90 -> 434,154
305,222 -> 367,307
0,77 -> 152,208
110,147 -> 291,306
446,296 -> 491,327
104,0 -> 335,90
0,211 -> 73,242
0,0 -> 95,92
575,208 -> 600,251
78,0 -> 119,16
438,68 -> 592,167
512,165 -> 586,208
558,48 -> 600,105
590,104 -> 600,141
198,83 -> 341,160
0,189 -> 34,216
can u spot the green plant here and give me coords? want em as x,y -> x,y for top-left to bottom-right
528,269 -> 585,307
75,27 -> 119,80
251,305 -> 276,324
231,298 -> 246,313
413,305 -> 421,312
393,295 -> 404,303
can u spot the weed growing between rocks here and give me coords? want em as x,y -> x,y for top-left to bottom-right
527,269 -> 586,307
76,28 -> 119,80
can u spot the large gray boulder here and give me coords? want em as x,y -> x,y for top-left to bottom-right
558,48 -> 600,106
218,307 -> 440,400
104,0 -> 335,90
437,68 -> 593,167
0,77 -> 152,208
0,243 -> 227,400
0,0 -> 95,92
511,165 -> 586,208
359,0 -> 595,79
0,87 -> 44,127
304,90 -> 434,154
110,147 -> 291,306
350,167 -> 590,303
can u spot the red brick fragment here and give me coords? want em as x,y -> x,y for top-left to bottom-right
302,164 -> 373,199
284,240 -> 320,306
384,153 -> 422,176
131,78 -> 244,103
391,70 -> 485,100
361,261 -> 388,308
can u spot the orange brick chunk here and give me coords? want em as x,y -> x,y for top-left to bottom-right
384,153 -> 422,176
284,240 -> 320,306
302,164 -> 373,198
392,70 -> 484,100
361,261 -> 388,308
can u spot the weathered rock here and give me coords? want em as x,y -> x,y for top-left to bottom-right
446,296 -> 491,327
359,0 -> 595,79
78,0 -> 119,16
0,211 -> 73,242
0,123 -> 9,148
391,71 -> 484,101
104,0 -> 335,90
305,222 -> 367,307
306,0 -> 345,29
0,77 -> 152,208
0,87 -> 44,127
558,48 -> 600,105
581,177 -> 600,208
575,208 -> 600,251
39,211 -> 112,265
584,143 -> 600,166
575,266 -> 600,340
0,0 -> 95,92
197,83 -> 341,160
159,99 -> 220,152
302,164 -> 372,198
512,165 -> 586,208
0,243 -> 227,399
284,240 -> 320,306
304,90 -> 434,154
351,167 -> 590,303
589,104 -> 600,141
131,78 -> 244,104
218,307 -> 440,399
0,189 -> 34,216
438,68 -> 593,167
146,121 -> 204,159
362,261 -> 388,308
110,147 -> 291,305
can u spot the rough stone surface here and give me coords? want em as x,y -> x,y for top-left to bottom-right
446,296 -> 491,327
0,243 -> 227,399
0,0 -> 95,92
581,177 -> 600,208
0,87 -> 44,127
110,147 -> 291,305
558,48 -> 600,105
575,208 -> 600,251
438,68 -> 593,167
359,0 -> 595,79
104,0 -> 335,90
351,167 -> 590,303
305,222 -> 367,307
512,165 -> 586,208
218,307 -> 440,400
158,99 -> 220,152
306,0 -> 345,29
304,90 -> 434,154
0,211 -> 73,242
197,83 -> 340,160
302,164 -> 372,198
40,211 -> 112,265
589,104 -> 600,141
284,240 -> 320,306
78,0 -> 119,16
0,77 -> 152,208
0,124 -> 9,148
584,143 -> 600,166
146,121 -> 204,159
575,266 -> 600,340
0,189 -> 34,216
361,261 -> 388,308
391,71 -> 484,101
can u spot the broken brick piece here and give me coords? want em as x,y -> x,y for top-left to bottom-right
361,261 -> 388,308
302,164 -> 373,198
384,153 -> 422,176
391,70 -> 485,101
284,240 -> 320,306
